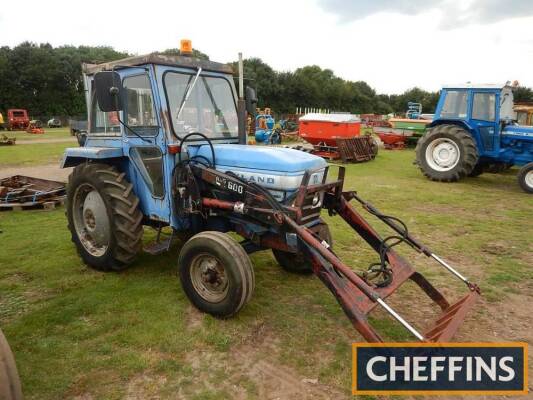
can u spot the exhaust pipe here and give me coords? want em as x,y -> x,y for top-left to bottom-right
237,52 -> 247,145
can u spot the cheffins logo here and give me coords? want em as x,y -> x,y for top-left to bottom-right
352,343 -> 528,395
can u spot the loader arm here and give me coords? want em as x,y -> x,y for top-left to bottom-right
181,163 -> 480,342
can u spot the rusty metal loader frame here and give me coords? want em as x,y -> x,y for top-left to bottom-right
178,163 -> 480,342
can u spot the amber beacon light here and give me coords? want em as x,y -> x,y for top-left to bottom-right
180,39 -> 193,55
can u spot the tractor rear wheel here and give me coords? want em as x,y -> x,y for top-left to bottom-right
66,163 -> 143,271
178,231 -> 255,318
273,222 -> 332,274
518,162 -> 533,194
468,163 -> 485,177
0,329 -> 23,400
415,124 -> 478,182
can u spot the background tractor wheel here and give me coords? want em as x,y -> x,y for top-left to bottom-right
415,124 -> 478,182
468,163 -> 485,177
273,222 -> 332,274
0,329 -> 23,400
66,163 -> 143,271
370,137 -> 379,158
484,162 -> 508,174
518,162 -> 533,193
178,231 -> 255,318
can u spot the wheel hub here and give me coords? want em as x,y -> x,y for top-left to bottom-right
190,254 -> 228,303
72,185 -> 111,257
526,170 -> 533,189
425,138 -> 461,171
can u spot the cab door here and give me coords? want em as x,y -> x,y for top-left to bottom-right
119,68 -> 171,223
470,91 -> 498,155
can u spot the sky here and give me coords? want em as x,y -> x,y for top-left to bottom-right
1,0 -> 532,94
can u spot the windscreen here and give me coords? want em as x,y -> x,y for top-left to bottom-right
164,71 -> 238,139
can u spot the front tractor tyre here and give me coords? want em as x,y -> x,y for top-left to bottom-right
415,124 -> 478,182
66,163 -> 143,271
273,222 -> 332,274
518,162 -> 533,194
178,231 -> 255,318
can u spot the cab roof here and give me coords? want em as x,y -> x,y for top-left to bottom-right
82,53 -> 233,75
442,83 -> 510,90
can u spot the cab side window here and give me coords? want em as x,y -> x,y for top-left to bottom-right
472,93 -> 496,122
89,88 -> 120,135
123,74 -> 158,136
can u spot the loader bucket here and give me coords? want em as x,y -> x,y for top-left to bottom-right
285,171 -> 480,342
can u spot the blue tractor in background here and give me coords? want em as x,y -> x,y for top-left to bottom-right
415,83 -> 533,193
254,108 -> 281,144
59,44 -> 480,342
406,102 -> 422,119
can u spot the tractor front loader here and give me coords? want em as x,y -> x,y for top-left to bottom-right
176,158 -> 479,342
61,42 -> 479,343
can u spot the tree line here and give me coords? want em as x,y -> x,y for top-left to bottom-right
1,42 -> 532,119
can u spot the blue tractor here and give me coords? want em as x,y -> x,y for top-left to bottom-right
254,110 -> 281,145
415,83 -> 533,193
406,102 -> 422,119
60,45 -> 480,342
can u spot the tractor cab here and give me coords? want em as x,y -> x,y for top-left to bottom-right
432,84 -> 516,156
62,46 -> 326,228
416,83 -> 533,192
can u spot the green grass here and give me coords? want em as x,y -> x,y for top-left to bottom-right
0,150 -> 532,399
0,142 -> 73,167
4,127 -> 74,141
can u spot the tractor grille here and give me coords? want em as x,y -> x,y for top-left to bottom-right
298,191 -> 324,223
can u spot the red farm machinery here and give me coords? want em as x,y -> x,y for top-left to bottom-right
298,113 -> 378,162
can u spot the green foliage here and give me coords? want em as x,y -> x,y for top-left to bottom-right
161,48 -> 210,60
513,86 -> 533,103
2,42 -> 531,120
379,87 -> 440,114
230,58 -> 435,115
0,42 -> 128,118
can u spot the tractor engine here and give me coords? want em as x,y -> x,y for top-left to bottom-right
192,144 -> 327,202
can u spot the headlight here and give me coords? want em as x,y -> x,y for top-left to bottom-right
312,192 -> 322,208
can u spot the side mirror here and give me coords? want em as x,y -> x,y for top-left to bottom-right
94,71 -> 123,112
245,86 -> 257,115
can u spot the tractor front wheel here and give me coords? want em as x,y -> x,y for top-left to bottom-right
415,124 -> 478,182
273,222 -> 332,274
178,231 -> 255,318
0,329 -> 23,400
66,163 -> 143,271
518,162 -> 533,194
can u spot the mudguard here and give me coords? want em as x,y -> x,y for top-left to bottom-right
60,147 -> 124,168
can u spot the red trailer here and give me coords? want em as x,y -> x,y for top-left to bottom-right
7,109 -> 30,131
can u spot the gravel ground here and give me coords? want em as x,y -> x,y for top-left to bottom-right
0,163 -> 72,182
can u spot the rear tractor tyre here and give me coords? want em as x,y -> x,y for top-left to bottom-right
66,163 -> 143,271
273,222 -> 332,274
370,137 -> 379,158
518,162 -> 533,194
415,124 -> 478,182
468,163 -> 485,177
0,329 -> 23,400
178,231 -> 255,318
